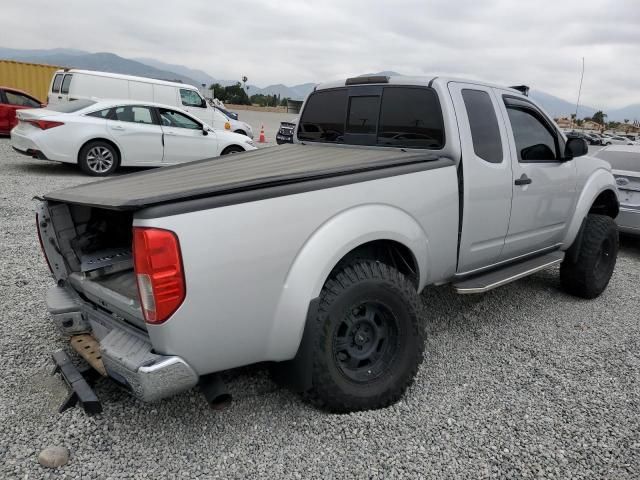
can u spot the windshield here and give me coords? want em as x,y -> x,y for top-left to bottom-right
47,100 -> 96,113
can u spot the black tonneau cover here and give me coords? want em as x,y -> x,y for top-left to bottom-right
44,143 -> 449,211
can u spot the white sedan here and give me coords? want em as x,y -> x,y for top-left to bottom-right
602,135 -> 635,146
10,99 -> 257,176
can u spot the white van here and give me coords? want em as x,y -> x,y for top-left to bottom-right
47,69 -> 253,138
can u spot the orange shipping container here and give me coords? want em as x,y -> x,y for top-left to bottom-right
0,59 -> 65,103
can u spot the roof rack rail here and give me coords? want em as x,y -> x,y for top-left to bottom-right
509,85 -> 530,96
345,75 -> 390,86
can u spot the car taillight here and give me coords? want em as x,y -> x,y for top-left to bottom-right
133,227 -> 185,324
36,214 -> 54,274
26,120 -> 64,130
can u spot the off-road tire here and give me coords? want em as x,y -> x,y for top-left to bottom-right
560,214 -> 618,299
305,260 -> 425,412
78,141 -> 119,176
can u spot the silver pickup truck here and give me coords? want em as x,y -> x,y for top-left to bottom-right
37,75 -> 620,413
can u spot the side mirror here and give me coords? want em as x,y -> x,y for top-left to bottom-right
202,126 -> 208,136
565,137 -> 588,159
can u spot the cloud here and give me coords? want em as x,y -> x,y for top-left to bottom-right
4,0 -> 638,108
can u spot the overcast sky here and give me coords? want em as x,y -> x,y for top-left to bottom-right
5,0 -> 640,108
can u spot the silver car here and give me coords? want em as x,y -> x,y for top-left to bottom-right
595,145 -> 640,234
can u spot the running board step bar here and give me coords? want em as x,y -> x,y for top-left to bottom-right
453,251 -> 564,294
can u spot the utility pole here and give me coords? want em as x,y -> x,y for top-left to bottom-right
574,57 -> 585,124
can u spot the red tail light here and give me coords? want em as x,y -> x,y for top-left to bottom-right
133,227 -> 185,324
26,120 -> 64,130
36,214 -> 54,274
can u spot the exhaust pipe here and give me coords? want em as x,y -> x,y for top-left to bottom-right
200,374 -> 232,410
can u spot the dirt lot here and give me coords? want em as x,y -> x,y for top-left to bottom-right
0,138 -> 638,479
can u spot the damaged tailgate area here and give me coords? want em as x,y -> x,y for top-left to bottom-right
42,201 -> 199,409
45,201 -> 144,329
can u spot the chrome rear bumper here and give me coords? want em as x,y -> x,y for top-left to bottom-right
46,285 -> 198,402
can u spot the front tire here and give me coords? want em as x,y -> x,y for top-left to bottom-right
78,141 -> 119,176
560,214 -> 618,299
306,260 -> 425,412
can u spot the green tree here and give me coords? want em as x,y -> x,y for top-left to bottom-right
224,82 -> 251,105
592,111 -> 607,125
209,83 -> 226,102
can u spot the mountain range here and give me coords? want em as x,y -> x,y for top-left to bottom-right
1,47 -> 637,121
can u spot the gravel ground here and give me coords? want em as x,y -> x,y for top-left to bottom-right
0,137 -> 638,479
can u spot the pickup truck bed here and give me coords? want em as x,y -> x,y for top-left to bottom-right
44,143 -> 450,211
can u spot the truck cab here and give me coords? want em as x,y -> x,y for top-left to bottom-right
295,76 -> 618,276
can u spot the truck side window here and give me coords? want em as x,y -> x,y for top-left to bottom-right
505,103 -> 558,162
461,89 -> 502,163
377,87 -> 444,149
52,74 -> 63,93
297,89 -> 347,143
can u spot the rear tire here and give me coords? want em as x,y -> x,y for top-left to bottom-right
560,214 -> 618,299
78,141 -> 119,176
305,260 -> 425,412
221,145 -> 245,155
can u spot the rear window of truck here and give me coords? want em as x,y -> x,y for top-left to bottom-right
298,86 -> 445,149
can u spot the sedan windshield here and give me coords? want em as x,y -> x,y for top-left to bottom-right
47,100 -> 96,113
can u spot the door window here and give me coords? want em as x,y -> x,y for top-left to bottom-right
180,89 -> 205,108
377,87 -> 444,148
52,74 -> 63,93
112,106 -> 156,125
506,105 -> 558,162
60,75 -> 73,94
159,108 -> 201,130
462,89 -> 502,163
5,91 -> 40,108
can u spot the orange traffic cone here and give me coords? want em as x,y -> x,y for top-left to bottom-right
259,125 -> 266,143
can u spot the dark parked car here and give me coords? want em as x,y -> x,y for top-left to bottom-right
215,106 -> 238,121
568,131 -> 600,146
276,117 -> 298,144
588,133 -> 605,145
583,133 -> 603,145
0,87 -> 43,135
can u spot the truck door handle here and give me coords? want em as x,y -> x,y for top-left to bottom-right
111,126 -> 125,131
515,174 -> 532,186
